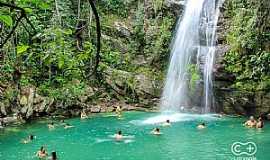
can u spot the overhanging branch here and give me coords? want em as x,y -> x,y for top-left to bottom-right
0,2 -> 37,48
88,0 -> 101,78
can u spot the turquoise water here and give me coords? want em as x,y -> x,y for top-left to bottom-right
0,112 -> 270,160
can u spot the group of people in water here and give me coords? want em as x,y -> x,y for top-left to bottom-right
18,105 -> 266,159
21,134 -> 57,159
244,116 -> 264,128
36,146 -> 56,160
114,120 -> 170,140
21,118 -> 75,159
47,120 -> 75,130
36,146 -> 57,160
114,118 -> 208,141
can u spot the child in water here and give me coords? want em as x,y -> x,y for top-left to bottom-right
197,123 -> 206,129
48,122 -> 55,129
162,119 -> 171,127
151,128 -> 162,135
22,134 -> 35,144
115,130 -> 123,141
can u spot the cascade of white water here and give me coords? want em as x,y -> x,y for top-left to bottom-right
200,0 -> 223,113
161,0 -> 223,113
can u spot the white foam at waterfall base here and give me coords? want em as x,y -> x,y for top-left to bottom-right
131,112 -> 219,125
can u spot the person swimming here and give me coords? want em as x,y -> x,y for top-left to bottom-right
64,123 -> 74,129
22,134 -> 34,144
50,151 -> 57,160
244,116 -> 257,128
256,117 -> 264,129
115,130 -> 123,141
197,123 -> 206,129
60,119 -> 66,126
36,146 -> 48,159
48,122 -> 55,129
162,119 -> 171,127
81,109 -> 88,119
151,128 -> 162,135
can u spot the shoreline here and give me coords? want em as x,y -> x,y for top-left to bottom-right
0,109 -> 247,130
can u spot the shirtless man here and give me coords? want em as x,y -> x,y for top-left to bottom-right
244,116 -> 257,128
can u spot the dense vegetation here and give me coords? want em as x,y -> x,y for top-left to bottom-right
0,0 -> 174,118
0,0 -> 269,120
224,0 -> 270,91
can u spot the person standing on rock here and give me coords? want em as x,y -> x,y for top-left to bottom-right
115,106 -> 122,118
80,109 -> 88,119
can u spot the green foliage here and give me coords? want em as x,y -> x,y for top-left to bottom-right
152,0 -> 164,15
0,0 -> 175,105
188,64 -> 200,92
38,80 -> 86,101
17,45 -> 30,55
0,15 -> 13,27
0,0 -> 97,102
224,0 -> 270,91
98,0 -> 132,17
144,16 -> 173,70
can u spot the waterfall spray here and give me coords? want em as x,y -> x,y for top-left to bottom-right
161,0 -> 223,113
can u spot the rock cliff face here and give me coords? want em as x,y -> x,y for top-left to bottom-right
214,0 -> 270,117
1,0 -> 269,126
0,0 -> 182,125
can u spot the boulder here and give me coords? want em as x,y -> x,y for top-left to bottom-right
90,106 -> 101,113
164,0 -> 185,15
114,21 -> 132,38
104,66 -> 162,99
2,116 -> 18,124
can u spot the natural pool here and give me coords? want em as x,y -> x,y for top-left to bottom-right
0,112 -> 269,160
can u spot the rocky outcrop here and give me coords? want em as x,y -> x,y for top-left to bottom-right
104,66 -> 162,103
114,21 -> 132,38
213,0 -> 270,117
215,90 -> 270,117
164,0 -> 185,15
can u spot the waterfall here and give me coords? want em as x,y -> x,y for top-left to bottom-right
161,0 -> 223,113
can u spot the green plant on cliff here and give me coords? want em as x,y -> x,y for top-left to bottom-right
224,0 -> 270,91
188,64 -> 200,92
